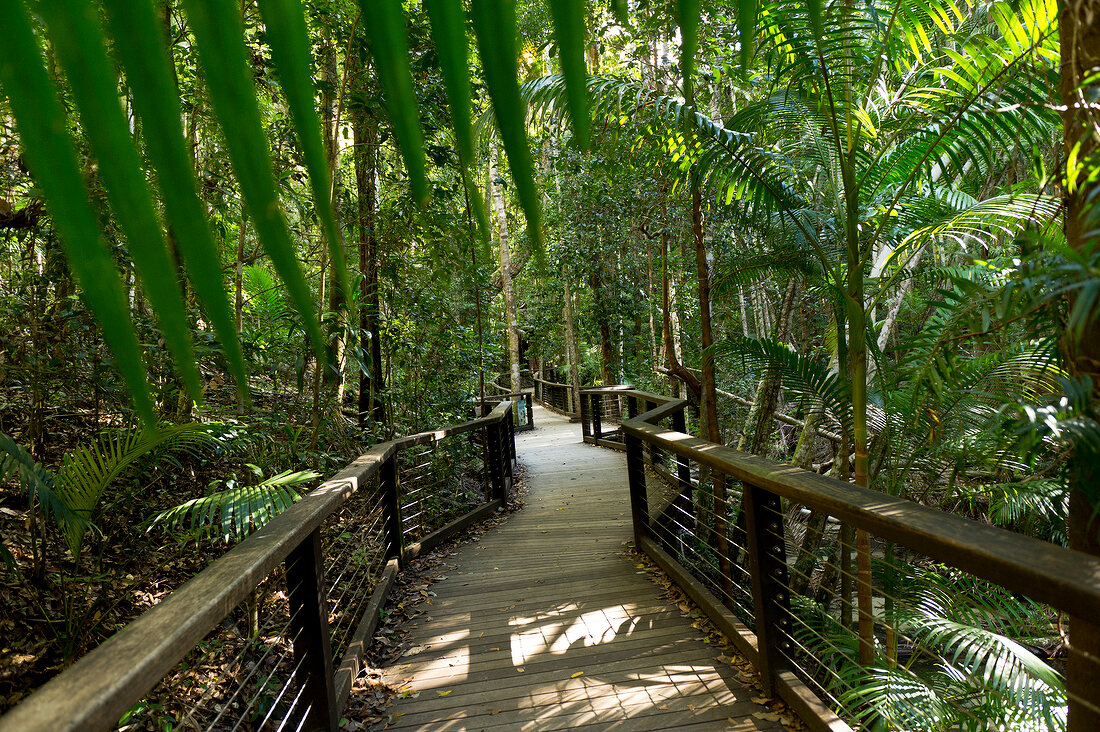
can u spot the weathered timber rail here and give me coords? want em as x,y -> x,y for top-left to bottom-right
0,401 -> 519,732
574,386 -> 1100,730
533,371 -> 577,418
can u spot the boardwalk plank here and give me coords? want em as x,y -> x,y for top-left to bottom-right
376,405 -> 781,731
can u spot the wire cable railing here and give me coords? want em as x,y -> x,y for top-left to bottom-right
557,386 -> 1100,732
0,401 -> 519,732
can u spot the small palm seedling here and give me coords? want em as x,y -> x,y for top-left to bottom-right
147,465 -> 319,545
147,465 -> 319,639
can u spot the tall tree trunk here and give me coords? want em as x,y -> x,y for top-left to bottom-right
1060,3 -> 1100,728
353,100 -> 384,431
738,278 -> 799,454
660,228 -> 700,401
563,271 -> 582,415
692,184 -> 732,607
489,146 -> 522,391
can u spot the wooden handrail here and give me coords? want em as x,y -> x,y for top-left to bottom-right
597,389 -> 1100,731
0,400 -> 517,732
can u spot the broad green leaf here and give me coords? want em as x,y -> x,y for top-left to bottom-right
100,0 -> 249,401
678,0 -> 701,105
424,0 -> 475,164
738,0 -> 758,71
39,0 -> 202,404
181,0 -> 325,363
358,0 -> 430,205
547,0 -> 591,149
257,0 -> 352,313
0,1 -> 155,423
471,0 -> 543,248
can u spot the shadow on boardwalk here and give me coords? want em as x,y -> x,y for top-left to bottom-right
379,405 -> 780,731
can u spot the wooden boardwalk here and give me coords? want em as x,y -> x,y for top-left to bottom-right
380,405 -> 781,731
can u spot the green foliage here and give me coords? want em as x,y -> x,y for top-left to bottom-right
148,467 -> 319,544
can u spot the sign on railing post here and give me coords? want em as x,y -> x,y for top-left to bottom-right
742,482 -> 792,697
624,431 -> 649,547
524,393 -> 534,429
380,454 -> 403,565
285,529 -> 339,731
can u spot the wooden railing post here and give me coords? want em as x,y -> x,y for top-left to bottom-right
487,419 -> 506,502
506,406 -> 516,475
624,430 -> 649,547
742,482 -> 792,696
671,408 -> 696,536
380,453 -> 403,564
525,393 -> 534,429
285,529 -> 339,731
627,394 -> 638,419
580,389 -> 590,438
591,393 -> 603,440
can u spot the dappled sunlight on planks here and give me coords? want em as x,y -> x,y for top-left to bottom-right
377,405 -> 782,731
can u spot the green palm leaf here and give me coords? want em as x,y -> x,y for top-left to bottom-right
471,0 -> 543,248
257,0 -> 352,312
38,0 -> 202,404
180,0 -> 325,365
0,1 -> 155,423
359,0 -> 430,205
148,469 -> 319,544
99,0 -> 250,402
55,424 -> 221,557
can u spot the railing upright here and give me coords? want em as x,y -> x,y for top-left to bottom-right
580,389 -> 590,438
742,482 -> 792,696
591,393 -> 603,439
285,529 -> 340,731
671,409 -> 695,536
381,452 -> 403,564
624,430 -> 649,547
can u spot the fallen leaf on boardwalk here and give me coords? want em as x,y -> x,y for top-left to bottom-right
716,655 -> 731,664
570,671 -> 584,678
517,667 -> 525,673
402,645 -> 425,657
437,690 -> 453,697
752,696 -> 772,705
658,704 -> 670,710
635,563 -> 646,569
754,711 -> 781,722
490,709 -> 503,715
489,647 -> 500,651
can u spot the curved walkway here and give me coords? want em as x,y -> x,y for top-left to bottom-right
380,405 -> 780,731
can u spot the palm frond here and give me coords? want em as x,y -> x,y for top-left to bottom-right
55,424 -> 222,557
712,336 -> 853,436
148,469 -> 319,544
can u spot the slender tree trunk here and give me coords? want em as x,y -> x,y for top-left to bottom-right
692,184 -> 732,606
661,227 -> 700,401
1061,3 -> 1100,727
738,278 -> 799,454
563,270 -> 582,415
353,100 -> 385,431
489,146 -> 522,391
